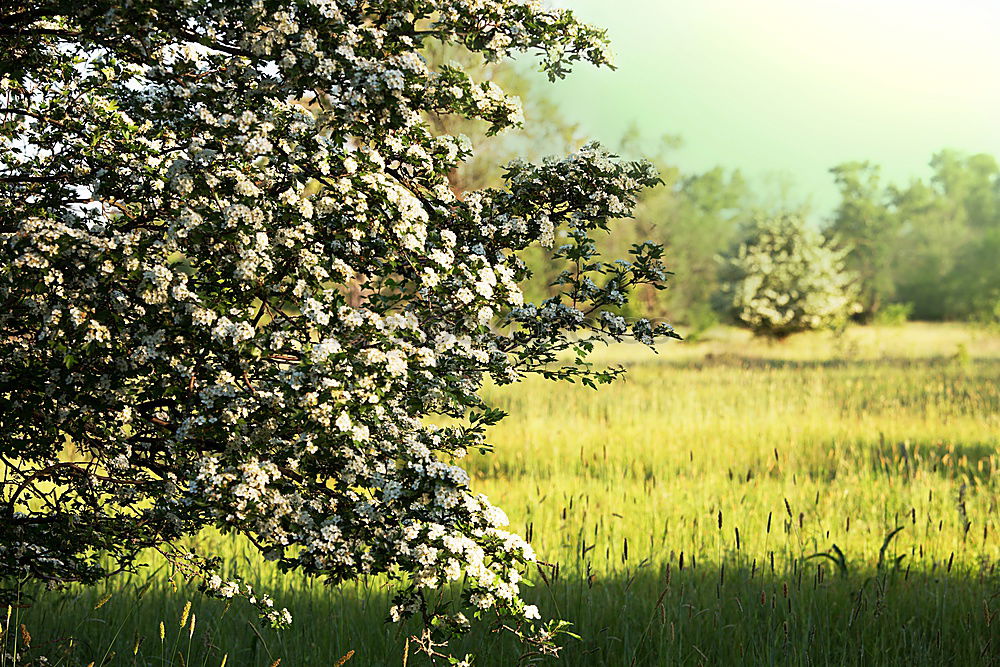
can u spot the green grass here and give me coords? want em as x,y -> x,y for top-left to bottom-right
9,323 -> 1000,666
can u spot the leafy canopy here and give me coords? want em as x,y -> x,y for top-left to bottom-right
0,0 -> 676,658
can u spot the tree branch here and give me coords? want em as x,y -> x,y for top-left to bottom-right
0,173 -> 72,183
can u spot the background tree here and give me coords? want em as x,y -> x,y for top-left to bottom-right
946,227 -> 1000,323
823,150 -> 1000,324
889,173 -> 971,321
0,0 -> 677,659
718,214 -> 860,338
889,151 -> 999,321
660,167 -> 748,332
828,161 -> 899,320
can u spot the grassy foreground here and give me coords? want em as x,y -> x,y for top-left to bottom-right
9,323 -> 1000,666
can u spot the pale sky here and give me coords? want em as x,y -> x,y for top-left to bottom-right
539,0 -> 1000,214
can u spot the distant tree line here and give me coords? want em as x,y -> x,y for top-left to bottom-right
615,149 -> 1000,333
438,57 -> 1000,332
829,154 -> 1000,324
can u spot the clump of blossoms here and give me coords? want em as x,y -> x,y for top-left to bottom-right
718,214 -> 861,338
0,0 -> 677,659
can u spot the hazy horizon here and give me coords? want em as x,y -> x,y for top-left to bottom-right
538,0 -> 1000,216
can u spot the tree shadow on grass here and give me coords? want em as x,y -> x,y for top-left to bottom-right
790,437 -> 999,485
489,562 -> 1000,667
15,557 -> 1000,667
864,439 -> 998,485
14,574 -> 401,667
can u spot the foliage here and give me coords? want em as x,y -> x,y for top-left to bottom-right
656,167 -> 748,329
718,215 -> 860,338
417,42 -> 588,312
945,227 -> 1000,324
569,132 -> 749,330
872,302 -> 913,327
0,0 -> 679,658
421,42 -> 582,196
829,150 -> 1000,323
827,161 -> 899,321
465,123 -> 752,331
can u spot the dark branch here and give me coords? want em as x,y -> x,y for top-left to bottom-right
0,173 -> 72,183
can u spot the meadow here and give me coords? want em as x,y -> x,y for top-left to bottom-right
8,323 -> 1000,666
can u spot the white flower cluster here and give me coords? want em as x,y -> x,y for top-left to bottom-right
1,0 -> 672,658
719,215 -> 862,337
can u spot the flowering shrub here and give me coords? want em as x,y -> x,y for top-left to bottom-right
0,0 -> 677,659
718,215 -> 860,338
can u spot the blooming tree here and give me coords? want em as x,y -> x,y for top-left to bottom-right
0,0 -> 677,658
718,214 -> 860,338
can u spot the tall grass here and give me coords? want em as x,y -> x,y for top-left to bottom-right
12,324 -> 1000,665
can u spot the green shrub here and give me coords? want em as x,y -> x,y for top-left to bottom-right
873,302 -> 913,326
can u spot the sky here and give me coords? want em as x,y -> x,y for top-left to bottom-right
538,0 -> 1000,215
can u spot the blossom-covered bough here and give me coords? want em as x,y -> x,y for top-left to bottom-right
1,0 -> 677,659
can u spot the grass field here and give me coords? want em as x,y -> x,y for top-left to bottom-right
9,323 -> 1000,666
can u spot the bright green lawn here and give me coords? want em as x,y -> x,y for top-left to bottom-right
9,324 -> 1000,666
